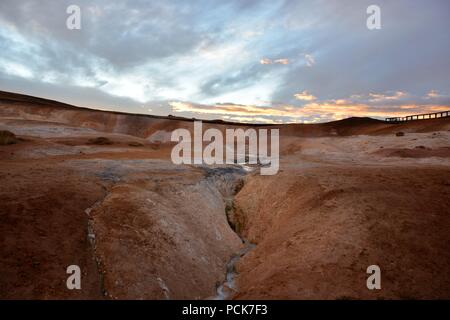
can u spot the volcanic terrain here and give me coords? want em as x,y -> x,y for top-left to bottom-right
1,91 -> 449,299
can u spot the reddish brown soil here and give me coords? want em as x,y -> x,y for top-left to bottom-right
1,91 -> 449,300
0,160 -> 105,299
373,146 -> 450,158
0,135 -> 243,299
233,166 -> 450,299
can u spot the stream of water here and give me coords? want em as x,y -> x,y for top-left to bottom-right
214,240 -> 255,300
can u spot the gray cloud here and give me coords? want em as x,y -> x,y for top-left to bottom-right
271,0 -> 450,106
200,63 -> 275,97
0,0 -> 449,122
0,72 -> 171,116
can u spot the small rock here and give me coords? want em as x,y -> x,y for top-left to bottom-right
87,137 -> 113,145
128,141 -> 144,147
0,130 -> 18,145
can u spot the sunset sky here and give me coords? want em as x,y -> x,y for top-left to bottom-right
0,0 -> 449,123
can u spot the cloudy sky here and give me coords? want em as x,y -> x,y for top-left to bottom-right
0,0 -> 449,123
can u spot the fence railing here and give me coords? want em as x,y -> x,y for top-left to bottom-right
385,111 -> 450,123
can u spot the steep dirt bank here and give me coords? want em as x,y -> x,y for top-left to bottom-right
232,165 -> 450,299
85,163 -> 245,299
0,132 -> 246,299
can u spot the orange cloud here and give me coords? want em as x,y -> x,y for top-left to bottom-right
368,91 -> 407,102
274,58 -> 289,65
298,102 -> 448,120
169,100 -> 449,123
294,90 -> 317,101
259,58 -> 289,65
426,90 -> 442,99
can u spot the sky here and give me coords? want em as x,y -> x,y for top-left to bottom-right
0,0 -> 449,123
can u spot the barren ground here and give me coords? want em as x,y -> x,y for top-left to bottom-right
1,91 -> 449,299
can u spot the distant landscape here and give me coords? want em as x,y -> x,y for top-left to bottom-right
1,90 -> 449,299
